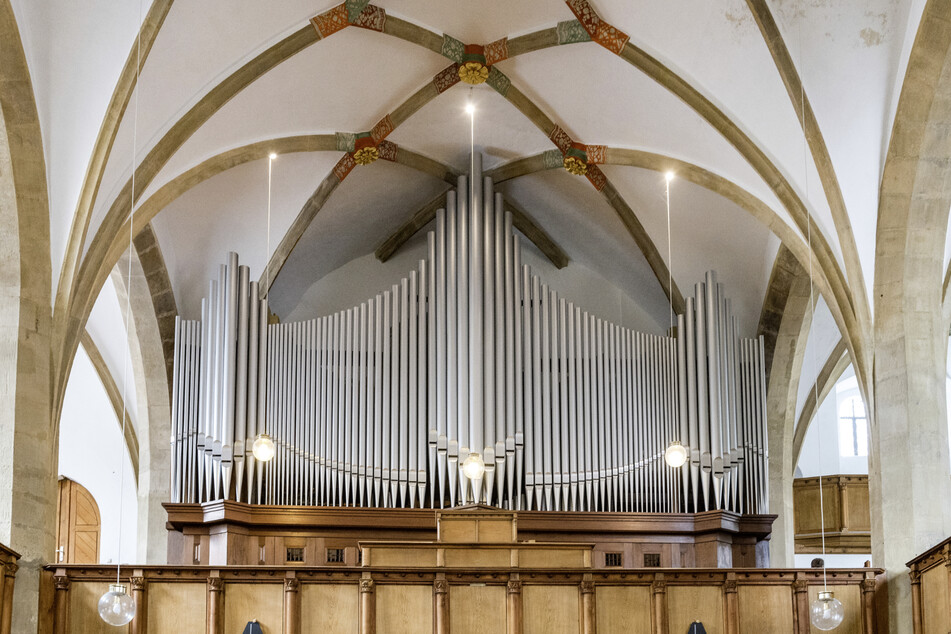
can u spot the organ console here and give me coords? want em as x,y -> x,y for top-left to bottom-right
169,154 -> 769,514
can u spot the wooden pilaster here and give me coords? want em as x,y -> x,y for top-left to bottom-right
51,573 -> 69,634
283,576 -> 301,634
206,575 -> 224,634
507,577 -> 522,634
650,576 -> 668,634
434,577 -> 449,634
580,577 -> 596,634
360,576 -> 376,634
130,575 -> 147,634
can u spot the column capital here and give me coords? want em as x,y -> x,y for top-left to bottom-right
650,580 -> 667,595
792,579 -> 809,594
130,576 -> 147,591
52,575 -> 70,591
360,579 -> 375,594
908,569 -> 921,586
207,577 -> 224,593
284,578 -> 300,593
3,562 -> 18,578
580,580 -> 595,595
433,579 -> 448,595
723,579 -> 738,594
507,580 -> 522,595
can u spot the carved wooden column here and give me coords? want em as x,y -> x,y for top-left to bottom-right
909,567 -> 922,634
207,576 -> 224,634
283,576 -> 301,634
945,545 -> 951,629
506,578 -> 522,634
723,577 -> 738,634
838,480 -> 850,532
434,578 -> 449,634
360,577 -> 376,634
52,574 -> 69,634
860,578 -> 876,634
0,562 -> 16,634
581,578 -> 597,634
792,579 -> 810,634
650,577 -> 668,634
130,576 -> 148,634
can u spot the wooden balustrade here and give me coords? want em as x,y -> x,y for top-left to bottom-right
793,475 -> 871,553
41,564 -> 883,634
906,535 -> 951,634
0,543 -> 19,634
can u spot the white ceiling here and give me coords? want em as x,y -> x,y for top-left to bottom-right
11,0 -> 931,408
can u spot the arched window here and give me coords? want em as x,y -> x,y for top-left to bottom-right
838,396 -> 868,457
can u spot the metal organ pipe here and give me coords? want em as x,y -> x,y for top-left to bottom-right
169,158 -> 770,513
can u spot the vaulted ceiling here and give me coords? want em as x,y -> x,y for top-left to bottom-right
9,0 -> 926,419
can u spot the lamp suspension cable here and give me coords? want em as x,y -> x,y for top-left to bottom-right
99,0 -> 142,625
798,17 -> 843,632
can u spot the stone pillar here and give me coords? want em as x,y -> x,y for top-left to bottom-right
52,574 -> 69,634
763,259 -> 812,568
130,575 -> 147,634
114,249 -> 172,564
433,578 -> 448,634
1,563 -> 17,634
580,578 -> 596,634
723,578 -> 738,634
506,578 -> 522,634
0,4 -> 56,631
206,576 -> 223,634
792,579 -> 809,634
283,576 -> 300,634
860,578 -> 877,634
650,578 -> 667,634
360,577 -> 375,634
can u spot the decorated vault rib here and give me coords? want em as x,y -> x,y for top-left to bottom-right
170,155 -> 768,513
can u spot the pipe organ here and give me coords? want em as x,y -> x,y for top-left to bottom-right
170,155 -> 769,514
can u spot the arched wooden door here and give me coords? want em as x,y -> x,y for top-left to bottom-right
56,477 -> 101,564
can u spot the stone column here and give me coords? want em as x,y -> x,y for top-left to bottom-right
763,259 -> 812,568
360,577 -> 375,634
207,576 -> 224,634
792,579 -> 809,634
506,578 -> 522,634
52,574 -> 69,634
283,577 -> 300,634
650,578 -> 667,634
580,578 -> 596,634
130,576 -> 147,634
723,578 -> 738,634
433,578 -> 448,634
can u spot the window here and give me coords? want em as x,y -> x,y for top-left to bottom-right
605,552 -> 623,567
838,396 -> 868,457
643,553 -> 661,568
326,548 -> 345,563
285,547 -> 304,563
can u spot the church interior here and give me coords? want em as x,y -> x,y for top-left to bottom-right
1,0 -> 951,632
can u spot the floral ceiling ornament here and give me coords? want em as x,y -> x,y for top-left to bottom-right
458,44 -> 489,84
563,142 -> 589,175
353,133 -> 380,165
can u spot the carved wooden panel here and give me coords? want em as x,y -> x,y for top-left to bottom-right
595,585 -> 651,634
667,585 -> 723,634
449,585 -> 505,634
523,585 -> 580,634
737,585 -> 793,633
301,583 -> 359,634
223,583 -> 282,633
806,585 -> 862,634
67,581 -> 112,634
149,583 -> 205,634
376,585 -> 432,633
921,565 -> 950,634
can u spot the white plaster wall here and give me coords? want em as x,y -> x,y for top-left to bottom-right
794,553 -> 872,568
58,347 -> 138,565
796,366 -> 868,478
